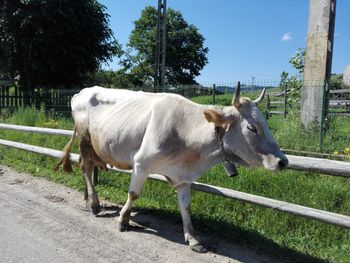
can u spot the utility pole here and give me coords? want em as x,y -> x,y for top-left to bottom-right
302,0 -> 336,128
154,0 -> 167,90
251,76 -> 255,93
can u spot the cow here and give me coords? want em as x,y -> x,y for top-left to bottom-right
55,83 -> 288,253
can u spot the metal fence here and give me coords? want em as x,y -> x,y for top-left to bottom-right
0,84 -> 219,115
328,88 -> 350,116
1,79 -> 349,154
0,79 -> 287,114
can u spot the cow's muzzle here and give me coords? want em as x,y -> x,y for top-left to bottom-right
277,157 -> 288,170
262,154 -> 289,171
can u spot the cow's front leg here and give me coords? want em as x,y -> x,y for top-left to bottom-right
176,183 -> 207,253
117,163 -> 147,231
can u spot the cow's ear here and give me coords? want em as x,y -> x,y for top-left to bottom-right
203,109 -> 233,127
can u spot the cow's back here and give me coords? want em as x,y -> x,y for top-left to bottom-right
71,87 -> 199,169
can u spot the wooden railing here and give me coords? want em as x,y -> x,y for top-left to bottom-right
328,89 -> 350,116
266,85 -> 288,118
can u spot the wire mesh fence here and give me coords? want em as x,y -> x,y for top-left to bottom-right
0,79 -> 349,157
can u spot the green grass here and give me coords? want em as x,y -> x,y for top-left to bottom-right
268,111 -> 350,153
192,90 -> 262,106
0,107 -> 350,262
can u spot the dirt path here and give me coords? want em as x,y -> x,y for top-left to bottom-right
0,165 -> 280,263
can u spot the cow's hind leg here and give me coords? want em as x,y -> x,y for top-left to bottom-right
117,163 -> 147,231
80,138 -> 100,215
81,163 -> 100,215
79,156 -> 89,204
177,183 -> 207,253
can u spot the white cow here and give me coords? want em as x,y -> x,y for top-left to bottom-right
56,83 -> 288,252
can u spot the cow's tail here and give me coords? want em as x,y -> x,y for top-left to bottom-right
54,127 -> 77,173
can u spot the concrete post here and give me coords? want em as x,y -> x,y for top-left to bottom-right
302,0 -> 336,128
154,0 -> 167,90
343,65 -> 350,85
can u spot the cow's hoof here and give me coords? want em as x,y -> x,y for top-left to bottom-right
190,244 -> 207,253
90,204 -> 101,216
117,221 -> 129,232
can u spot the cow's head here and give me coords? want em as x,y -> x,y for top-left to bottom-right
203,82 -> 288,171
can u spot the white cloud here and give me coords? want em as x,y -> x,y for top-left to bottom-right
281,32 -> 292,42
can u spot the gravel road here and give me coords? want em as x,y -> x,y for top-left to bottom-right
0,165 -> 280,263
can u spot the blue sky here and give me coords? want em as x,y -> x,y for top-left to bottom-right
99,0 -> 350,84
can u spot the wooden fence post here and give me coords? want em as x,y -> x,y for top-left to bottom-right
14,85 -> 18,108
5,85 -> 9,107
266,94 -> 271,118
284,83 -> 288,118
0,85 -> 4,108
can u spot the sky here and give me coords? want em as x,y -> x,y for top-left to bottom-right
99,0 -> 350,85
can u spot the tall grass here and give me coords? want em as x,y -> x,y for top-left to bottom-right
0,107 -> 349,262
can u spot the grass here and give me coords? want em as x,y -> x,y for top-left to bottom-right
0,106 -> 350,262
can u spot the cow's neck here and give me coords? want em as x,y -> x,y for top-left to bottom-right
214,125 -> 249,167
214,126 -> 230,163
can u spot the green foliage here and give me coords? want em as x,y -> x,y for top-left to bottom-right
334,147 -> 350,160
84,69 -> 135,89
122,6 -> 209,86
269,111 -> 319,151
191,93 -> 233,106
280,71 -> 300,104
0,0 -> 120,94
289,48 -> 305,75
0,106 -> 73,129
282,49 -> 347,106
191,90 -> 264,107
4,107 -> 47,126
330,73 -> 349,90
279,48 -> 305,105
280,48 -> 305,108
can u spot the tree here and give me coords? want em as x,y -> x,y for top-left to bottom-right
84,69 -> 135,89
281,48 -> 344,107
289,48 -> 305,75
279,49 -> 305,105
123,6 -> 208,86
0,0 -> 120,105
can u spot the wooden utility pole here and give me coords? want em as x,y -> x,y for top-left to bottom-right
154,0 -> 167,90
302,0 -> 336,128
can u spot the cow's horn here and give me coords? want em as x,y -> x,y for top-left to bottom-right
232,81 -> 241,107
253,88 -> 266,105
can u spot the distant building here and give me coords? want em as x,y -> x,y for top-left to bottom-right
343,65 -> 350,86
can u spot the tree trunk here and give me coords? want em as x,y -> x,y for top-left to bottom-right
21,74 -> 34,107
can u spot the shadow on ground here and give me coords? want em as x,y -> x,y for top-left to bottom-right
97,203 -> 326,263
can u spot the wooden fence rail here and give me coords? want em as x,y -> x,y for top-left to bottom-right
266,84 -> 288,118
328,88 -> 350,116
1,123 -> 349,178
0,138 -> 349,229
0,124 -> 350,229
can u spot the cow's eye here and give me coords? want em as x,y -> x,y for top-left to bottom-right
247,125 -> 257,133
